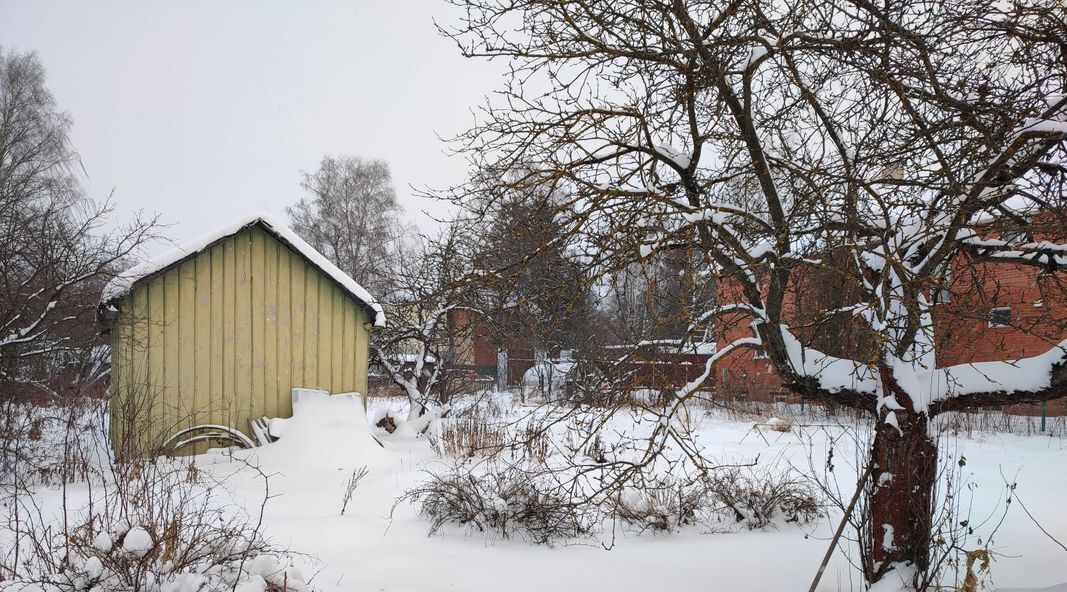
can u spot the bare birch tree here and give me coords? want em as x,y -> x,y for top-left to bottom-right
0,47 -> 156,399
439,1 -> 1067,587
288,155 -> 409,296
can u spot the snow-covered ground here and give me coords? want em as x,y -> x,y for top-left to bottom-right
212,394 -> 1066,592
5,393 -> 1067,591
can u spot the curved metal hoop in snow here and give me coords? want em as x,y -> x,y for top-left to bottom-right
162,424 -> 256,455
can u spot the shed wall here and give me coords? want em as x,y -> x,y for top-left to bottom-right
110,226 -> 372,454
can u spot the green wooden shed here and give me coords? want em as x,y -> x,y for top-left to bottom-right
100,213 -> 384,456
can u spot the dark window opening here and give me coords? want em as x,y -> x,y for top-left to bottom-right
999,231 -> 1033,245
989,307 -> 1011,327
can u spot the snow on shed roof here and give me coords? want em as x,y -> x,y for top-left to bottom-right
100,213 -> 385,327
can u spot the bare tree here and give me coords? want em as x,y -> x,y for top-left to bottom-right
440,1 -> 1067,587
0,47 -> 155,400
606,249 -> 713,347
371,228 -> 477,421
288,155 -> 409,296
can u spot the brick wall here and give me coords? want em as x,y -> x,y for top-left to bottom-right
713,253 -> 1067,414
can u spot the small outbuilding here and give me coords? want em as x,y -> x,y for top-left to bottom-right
100,213 -> 384,456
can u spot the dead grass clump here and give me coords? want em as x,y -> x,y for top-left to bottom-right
514,424 -> 551,465
610,467 -> 822,533
434,416 -> 509,458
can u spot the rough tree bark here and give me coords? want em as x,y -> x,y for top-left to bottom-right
868,407 -> 938,580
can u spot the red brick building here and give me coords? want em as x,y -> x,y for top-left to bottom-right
448,310 -> 718,393
445,309 -> 539,386
713,245 -> 1067,415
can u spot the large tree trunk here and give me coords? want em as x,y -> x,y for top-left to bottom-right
867,406 -> 938,585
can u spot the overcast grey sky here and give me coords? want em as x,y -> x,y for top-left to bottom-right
0,0 -> 503,254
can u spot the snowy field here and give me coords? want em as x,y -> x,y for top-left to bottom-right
5,393 -> 1067,592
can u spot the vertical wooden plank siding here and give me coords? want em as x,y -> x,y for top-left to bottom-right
318,283 -> 333,391
110,224 -> 373,454
222,237 -> 237,428
331,290 -> 344,392
304,272 -> 320,389
146,274 -> 167,442
193,255 -> 213,455
354,310 -> 370,395
116,287 -> 151,454
342,302 -> 356,392
290,251 -> 306,390
234,233 -> 252,434
250,230 -> 265,421
163,269 -> 182,433
276,247 -> 292,418
208,243 -> 225,427
177,260 -> 196,424
262,232 -> 279,420
109,299 -> 125,451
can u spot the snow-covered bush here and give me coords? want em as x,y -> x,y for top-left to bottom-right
401,461 -> 591,544
612,474 -> 711,533
610,466 -> 822,533
704,467 -> 823,529
2,460 -> 303,592
0,399 -> 107,488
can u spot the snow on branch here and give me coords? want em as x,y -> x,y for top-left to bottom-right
926,339 -> 1067,413
776,326 -> 880,397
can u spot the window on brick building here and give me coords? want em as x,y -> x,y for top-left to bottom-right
999,230 -> 1033,245
933,281 -> 951,304
933,263 -> 951,304
692,325 -> 712,343
751,328 -> 768,359
988,306 -> 1012,327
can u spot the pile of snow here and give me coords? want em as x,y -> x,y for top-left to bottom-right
763,417 -> 792,433
241,555 -> 307,592
122,526 -> 153,558
522,359 -> 575,391
235,390 -> 397,471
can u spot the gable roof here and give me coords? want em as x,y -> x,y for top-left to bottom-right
100,213 -> 385,327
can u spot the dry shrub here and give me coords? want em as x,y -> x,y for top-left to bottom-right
340,465 -> 370,515
610,467 -> 821,533
434,395 -> 550,461
583,433 -> 607,464
516,425 -> 551,465
400,461 -> 590,544
612,474 -> 709,532
2,460 -> 306,592
432,395 -> 515,458
0,399 -> 106,487
705,467 -> 823,529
